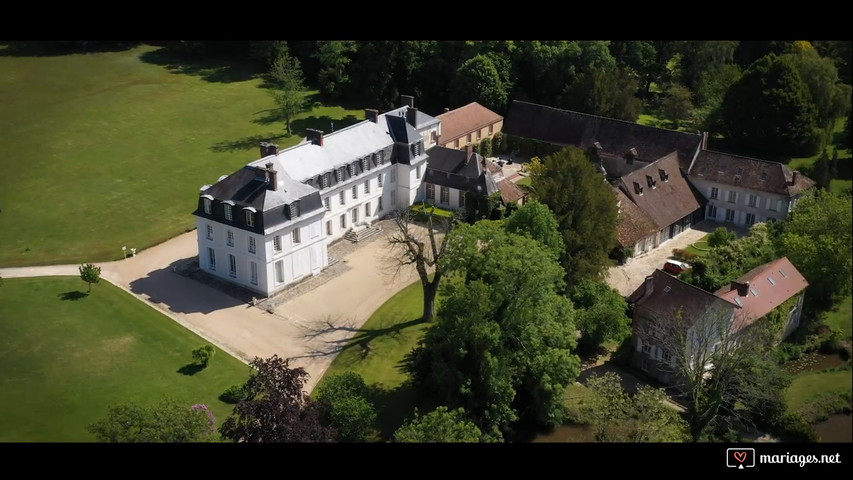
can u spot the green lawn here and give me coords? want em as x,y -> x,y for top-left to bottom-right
411,203 -> 455,219
790,117 -> 852,195
516,176 -> 532,187
0,42 -> 363,267
683,233 -> 711,257
824,294 -> 852,340
316,280 -> 429,440
784,369 -> 853,413
0,276 -> 251,441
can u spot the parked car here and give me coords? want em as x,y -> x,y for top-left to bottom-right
663,259 -> 691,275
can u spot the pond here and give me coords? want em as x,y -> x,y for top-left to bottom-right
813,414 -> 852,443
782,352 -> 848,375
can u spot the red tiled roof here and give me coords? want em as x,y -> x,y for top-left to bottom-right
715,257 -> 808,325
497,179 -> 527,204
437,102 -> 503,145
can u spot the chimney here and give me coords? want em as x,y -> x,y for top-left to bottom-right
731,280 -> 749,297
306,128 -> 324,146
406,107 -> 418,128
259,141 -> 279,158
444,107 -> 450,113
400,95 -> 414,108
264,162 -> 278,191
365,108 -> 379,124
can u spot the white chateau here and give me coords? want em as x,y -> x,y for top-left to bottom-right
193,96 -> 441,296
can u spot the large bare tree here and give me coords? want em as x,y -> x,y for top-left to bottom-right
636,301 -> 783,441
387,207 -> 454,322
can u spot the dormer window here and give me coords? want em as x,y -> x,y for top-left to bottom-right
378,150 -> 385,165
322,172 -> 330,189
659,169 -> 669,182
719,165 -> 727,174
362,157 -> 369,172
337,166 -> 346,182
245,210 -> 255,227
633,181 -> 644,195
760,172 -> 768,182
646,175 -> 656,189
224,204 -> 233,221
698,167 -> 706,176
289,200 -> 300,219
348,163 -> 355,177
203,197 -> 212,215
735,167 -> 744,179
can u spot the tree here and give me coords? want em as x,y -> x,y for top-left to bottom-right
641,301 -> 783,441
559,68 -> 643,122
720,54 -> 821,159
313,372 -> 376,442
393,406 -> 492,443
191,344 -> 215,367
87,398 -> 217,442
503,200 -> 564,260
811,149 -> 833,190
314,41 -> 357,100
786,46 -> 852,136
692,63 -> 741,132
78,263 -> 100,293
387,208 -> 453,322
267,46 -> 308,136
569,280 -> 630,353
675,41 -> 739,92
576,372 -> 688,442
407,222 -> 581,437
219,355 -> 335,442
660,84 -> 695,129
779,190 -> 853,307
609,41 -> 665,98
451,54 -> 508,112
527,147 -> 619,292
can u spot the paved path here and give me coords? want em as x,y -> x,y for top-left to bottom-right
1,229 -> 418,393
604,220 -> 741,297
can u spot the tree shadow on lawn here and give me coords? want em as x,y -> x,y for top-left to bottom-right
0,41 -> 140,57
291,316 -> 425,360
138,45 -> 262,84
210,132 -> 291,153
289,115 -> 361,136
58,290 -> 88,301
367,381 -> 433,441
177,362 -> 205,376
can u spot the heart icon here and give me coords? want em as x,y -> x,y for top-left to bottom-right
734,451 -> 747,463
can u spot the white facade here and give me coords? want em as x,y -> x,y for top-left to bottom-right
423,182 -> 467,210
689,177 -> 794,228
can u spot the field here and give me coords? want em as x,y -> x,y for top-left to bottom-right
0,276 -> 251,441
0,42 -> 363,267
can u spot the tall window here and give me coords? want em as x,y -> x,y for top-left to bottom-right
245,210 -> 255,227
364,202 -> 370,218
459,190 -> 465,207
250,262 -> 258,285
707,205 -> 717,219
426,183 -> 435,201
440,186 -> 450,204
352,207 -> 359,224
377,174 -> 383,187
352,185 -> 358,199
747,194 -> 757,207
289,201 -> 300,219
379,150 -> 385,165
725,209 -> 735,222
390,169 -> 396,183
224,204 -> 233,221
326,220 -> 332,236
340,214 -> 346,229
378,197 -> 383,212
273,235 -> 282,252
206,224 -> 213,240
709,187 -> 718,200
339,191 -> 346,206
248,236 -> 256,254
275,260 -> 284,284
745,213 -> 756,226
208,247 -> 216,270
364,180 -> 370,194
727,191 -> 737,203
203,198 -> 212,215
292,228 -> 301,244
416,165 -> 421,179
390,194 -> 396,206
324,197 -> 330,211
229,254 -> 237,278
226,230 -> 234,247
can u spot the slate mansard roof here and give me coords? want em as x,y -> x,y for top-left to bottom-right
688,150 -> 816,197
503,100 -> 704,169
424,146 -> 499,197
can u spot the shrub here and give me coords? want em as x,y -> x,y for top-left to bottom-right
191,344 -> 216,367
314,372 -> 376,442
707,227 -> 736,247
492,132 -> 505,153
671,248 -> 698,261
220,384 -> 248,404
480,137 -> 493,158
773,412 -> 819,442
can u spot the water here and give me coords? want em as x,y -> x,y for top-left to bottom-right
813,414 -> 852,443
782,352 -> 847,375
